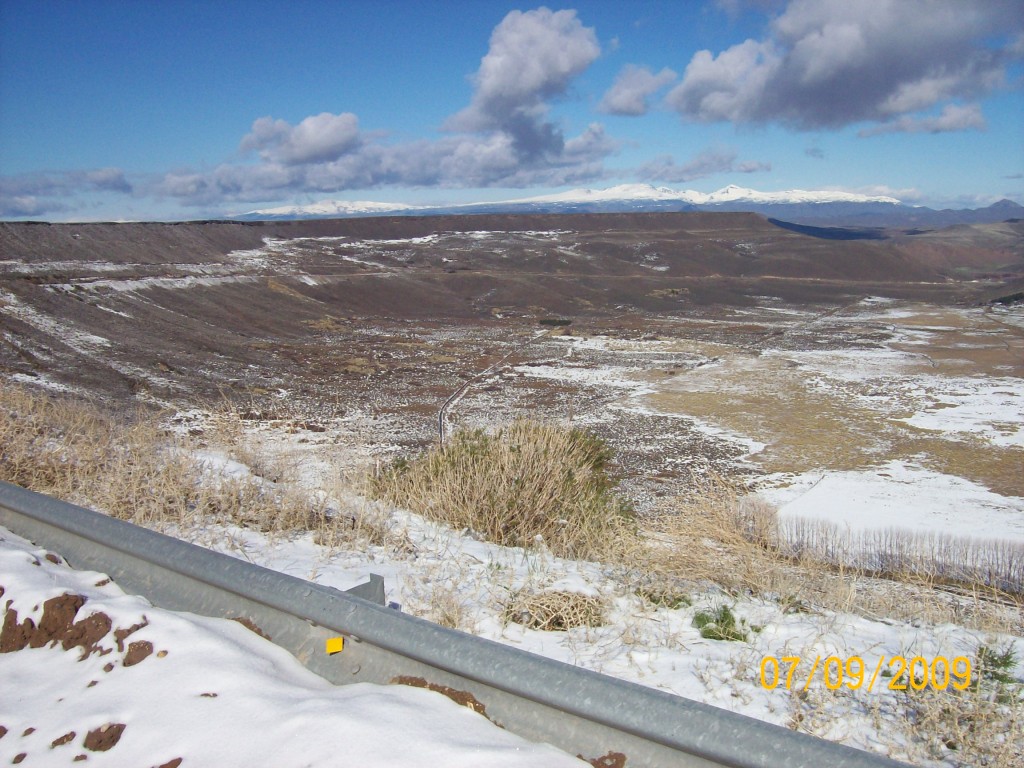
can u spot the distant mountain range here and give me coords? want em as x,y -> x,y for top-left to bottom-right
232,184 -> 1023,229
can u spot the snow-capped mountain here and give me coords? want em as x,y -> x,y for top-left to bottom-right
503,183 -> 902,207
231,185 -> 1020,228
235,199 -> 421,219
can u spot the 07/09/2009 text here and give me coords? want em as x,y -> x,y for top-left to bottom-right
759,655 -> 971,692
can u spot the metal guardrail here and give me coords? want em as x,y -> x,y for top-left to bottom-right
0,481 -> 910,768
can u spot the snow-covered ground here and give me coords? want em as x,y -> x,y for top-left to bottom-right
2,297 -> 1022,765
759,460 -> 1024,543
0,526 -> 588,767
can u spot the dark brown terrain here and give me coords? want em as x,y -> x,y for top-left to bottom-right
2,212 -> 1022,504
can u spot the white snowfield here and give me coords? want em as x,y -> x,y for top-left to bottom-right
0,527 -> 587,767
760,460 -> 1024,543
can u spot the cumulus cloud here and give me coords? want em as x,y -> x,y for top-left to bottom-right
82,168 -> 133,193
155,8 -> 614,208
240,112 -> 362,165
858,103 -> 987,137
667,0 -> 1023,130
599,65 -> 676,116
0,168 -> 132,198
638,147 -> 770,183
446,7 -> 600,157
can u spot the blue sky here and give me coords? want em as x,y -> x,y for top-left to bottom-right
1,0 -> 1021,221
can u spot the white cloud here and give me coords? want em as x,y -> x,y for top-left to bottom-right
0,168 -> 132,217
858,103 -> 987,137
152,8 -> 614,207
599,65 -> 676,116
667,0 -> 1022,130
240,112 -> 362,165
446,7 -> 600,157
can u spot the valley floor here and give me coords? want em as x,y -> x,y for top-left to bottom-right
2,222 -> 1022,765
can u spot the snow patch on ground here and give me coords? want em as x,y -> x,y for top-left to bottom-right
895,378 -> 1024,448
760,460 -> 1024,543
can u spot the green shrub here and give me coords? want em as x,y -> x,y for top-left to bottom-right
692,604 -> 749,642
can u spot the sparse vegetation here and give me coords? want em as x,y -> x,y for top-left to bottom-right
3,381 -> 1021,767
369,420 -> 635,560
770,514 -> 1024,596
890,643 -> 1023,766
0,383 -> 364,543
642,471 -> 1021,633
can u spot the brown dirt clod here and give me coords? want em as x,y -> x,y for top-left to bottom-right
123,640 -> 153,667
583,752 -> 628,768
113,619 -> 150,652
1,593 -> 114,659
51,731 -> 76,748
83,723 -> 125,752
1,607 -> 35,652
33,594 -> 85,645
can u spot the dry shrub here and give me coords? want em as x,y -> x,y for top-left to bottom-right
312,498 -> 412,557
503,589 -> 605,631
369,420 -> 636,560
424,583 -> 473,631
0,384 -> 191,520
893,678 -> 1023,767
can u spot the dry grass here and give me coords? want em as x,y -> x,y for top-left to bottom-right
774,515 -> 1024,596
897,684 -> 1024,767
0,383 -> 364,543
789,659 -> 1024,768
639,471 -> 1022,634
369,420 -> 637,561
503,589 -> 605,631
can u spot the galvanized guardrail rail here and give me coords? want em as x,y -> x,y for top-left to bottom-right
0,481 -> 910,768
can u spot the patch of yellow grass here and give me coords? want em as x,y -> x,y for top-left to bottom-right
369,420 -> 636,561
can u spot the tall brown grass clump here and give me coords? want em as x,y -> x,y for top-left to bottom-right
0,384 -> 189,516
0,383 -> 334,537
369,420 -> 635,560
772,516 -> 1024,596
